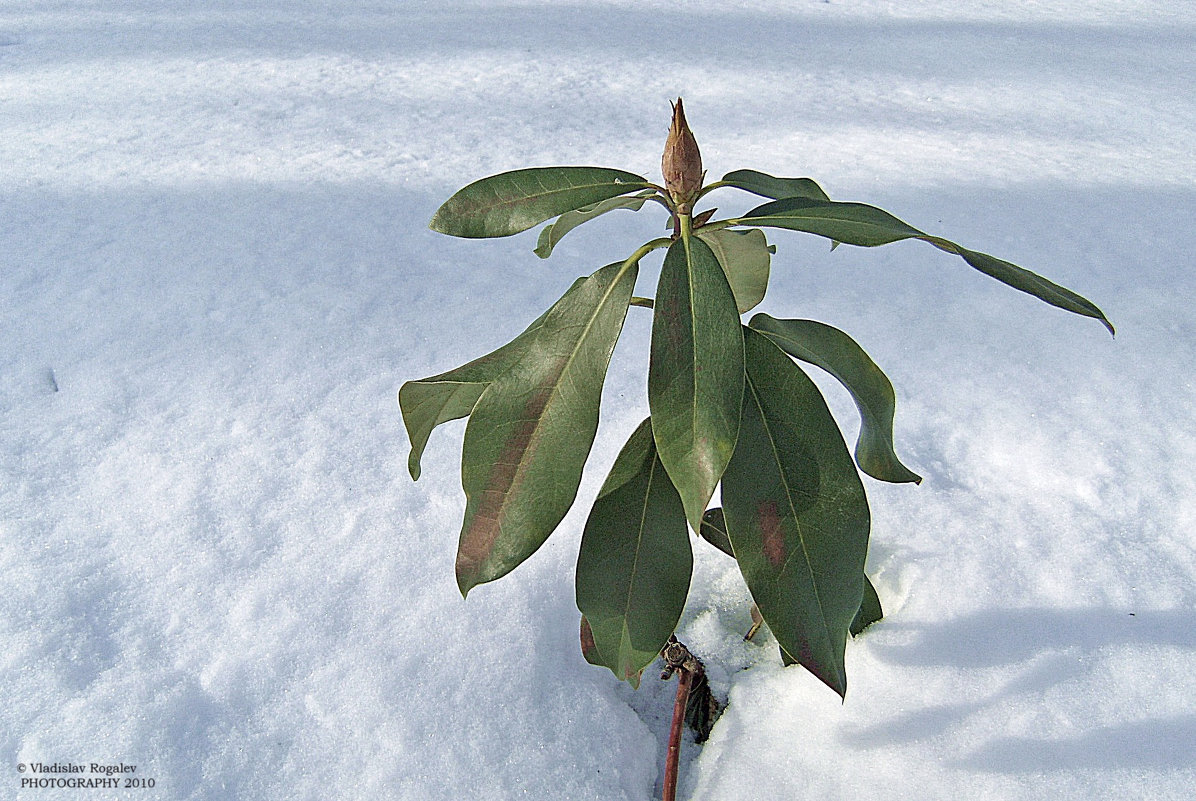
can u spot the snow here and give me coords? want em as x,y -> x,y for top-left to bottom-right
2,1 -> 1193,799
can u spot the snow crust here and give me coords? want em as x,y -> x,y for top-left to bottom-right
2,2 -> 1194,798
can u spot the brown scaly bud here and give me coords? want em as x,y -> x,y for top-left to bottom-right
661,98 -> 703,212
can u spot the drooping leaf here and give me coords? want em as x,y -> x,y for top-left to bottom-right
850,575 -> 883,636
737,197 -> 1113,334
456,260 -> 638,595
400,382 -> 486,482
720,169 -> 830,202
922,235 -> 1115,335
398,282 -> 584,480
649,233 -> 744,530
722,327 -> 870,697
749,314 -> 921,485
430,167 -> 651,239
697,228 -> 773,314
535,191 -> 656,259
699,507 -> 735,557
576,419 -> 692,687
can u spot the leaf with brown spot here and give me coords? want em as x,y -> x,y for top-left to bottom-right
722,327 -> 870,698
455,260 -> 638,595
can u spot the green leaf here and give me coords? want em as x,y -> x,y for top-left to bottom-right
851,575 -> 883,636
923,236 -> 1115,335
720,169 -> 831,201
456,260 -> 638,595
400,382 -> 486,482
576,419 -> 692,687
699,507 -> 735,557
430,167 -> 650,239
534,191 -> 656,259
722,327 -> 871,697
749,314 -> 921,485
748,572 -> 881,644
398,285 -> 582,480
740,196 -> 928,245
649,233 -> 744,531
697,228 -> 773,314
738,197 -> 1114,334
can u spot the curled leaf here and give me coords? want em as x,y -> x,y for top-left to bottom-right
535,191 -> 656,259
398,290 -> 578,480
749,314 -> 921,484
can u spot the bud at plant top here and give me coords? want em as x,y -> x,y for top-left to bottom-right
662,98 -> 703,210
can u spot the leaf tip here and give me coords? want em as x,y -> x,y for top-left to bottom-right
455,566 -> 478,599
428,209 -> 450,235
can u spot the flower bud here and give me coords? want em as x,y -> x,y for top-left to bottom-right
661,98 -> 703,210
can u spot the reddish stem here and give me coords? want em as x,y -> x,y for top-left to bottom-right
663,667 -> 693,801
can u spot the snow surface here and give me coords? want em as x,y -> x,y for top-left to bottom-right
2,1 -> 1194,799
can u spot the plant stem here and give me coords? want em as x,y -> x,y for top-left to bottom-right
663,666 -> 692,801
624,237 -> 673,271
690,218 -> 735,235
646,192 -> 676,214
694,180 -> 733,202
660,636 -> 708,801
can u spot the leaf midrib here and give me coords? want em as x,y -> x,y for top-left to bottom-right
617,452 -> 661,669
683,234 -> 702,449
483,262 -> 634,526
735,204 -> 918,244
745,376 -> 836,659
479,173 -> 646,216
